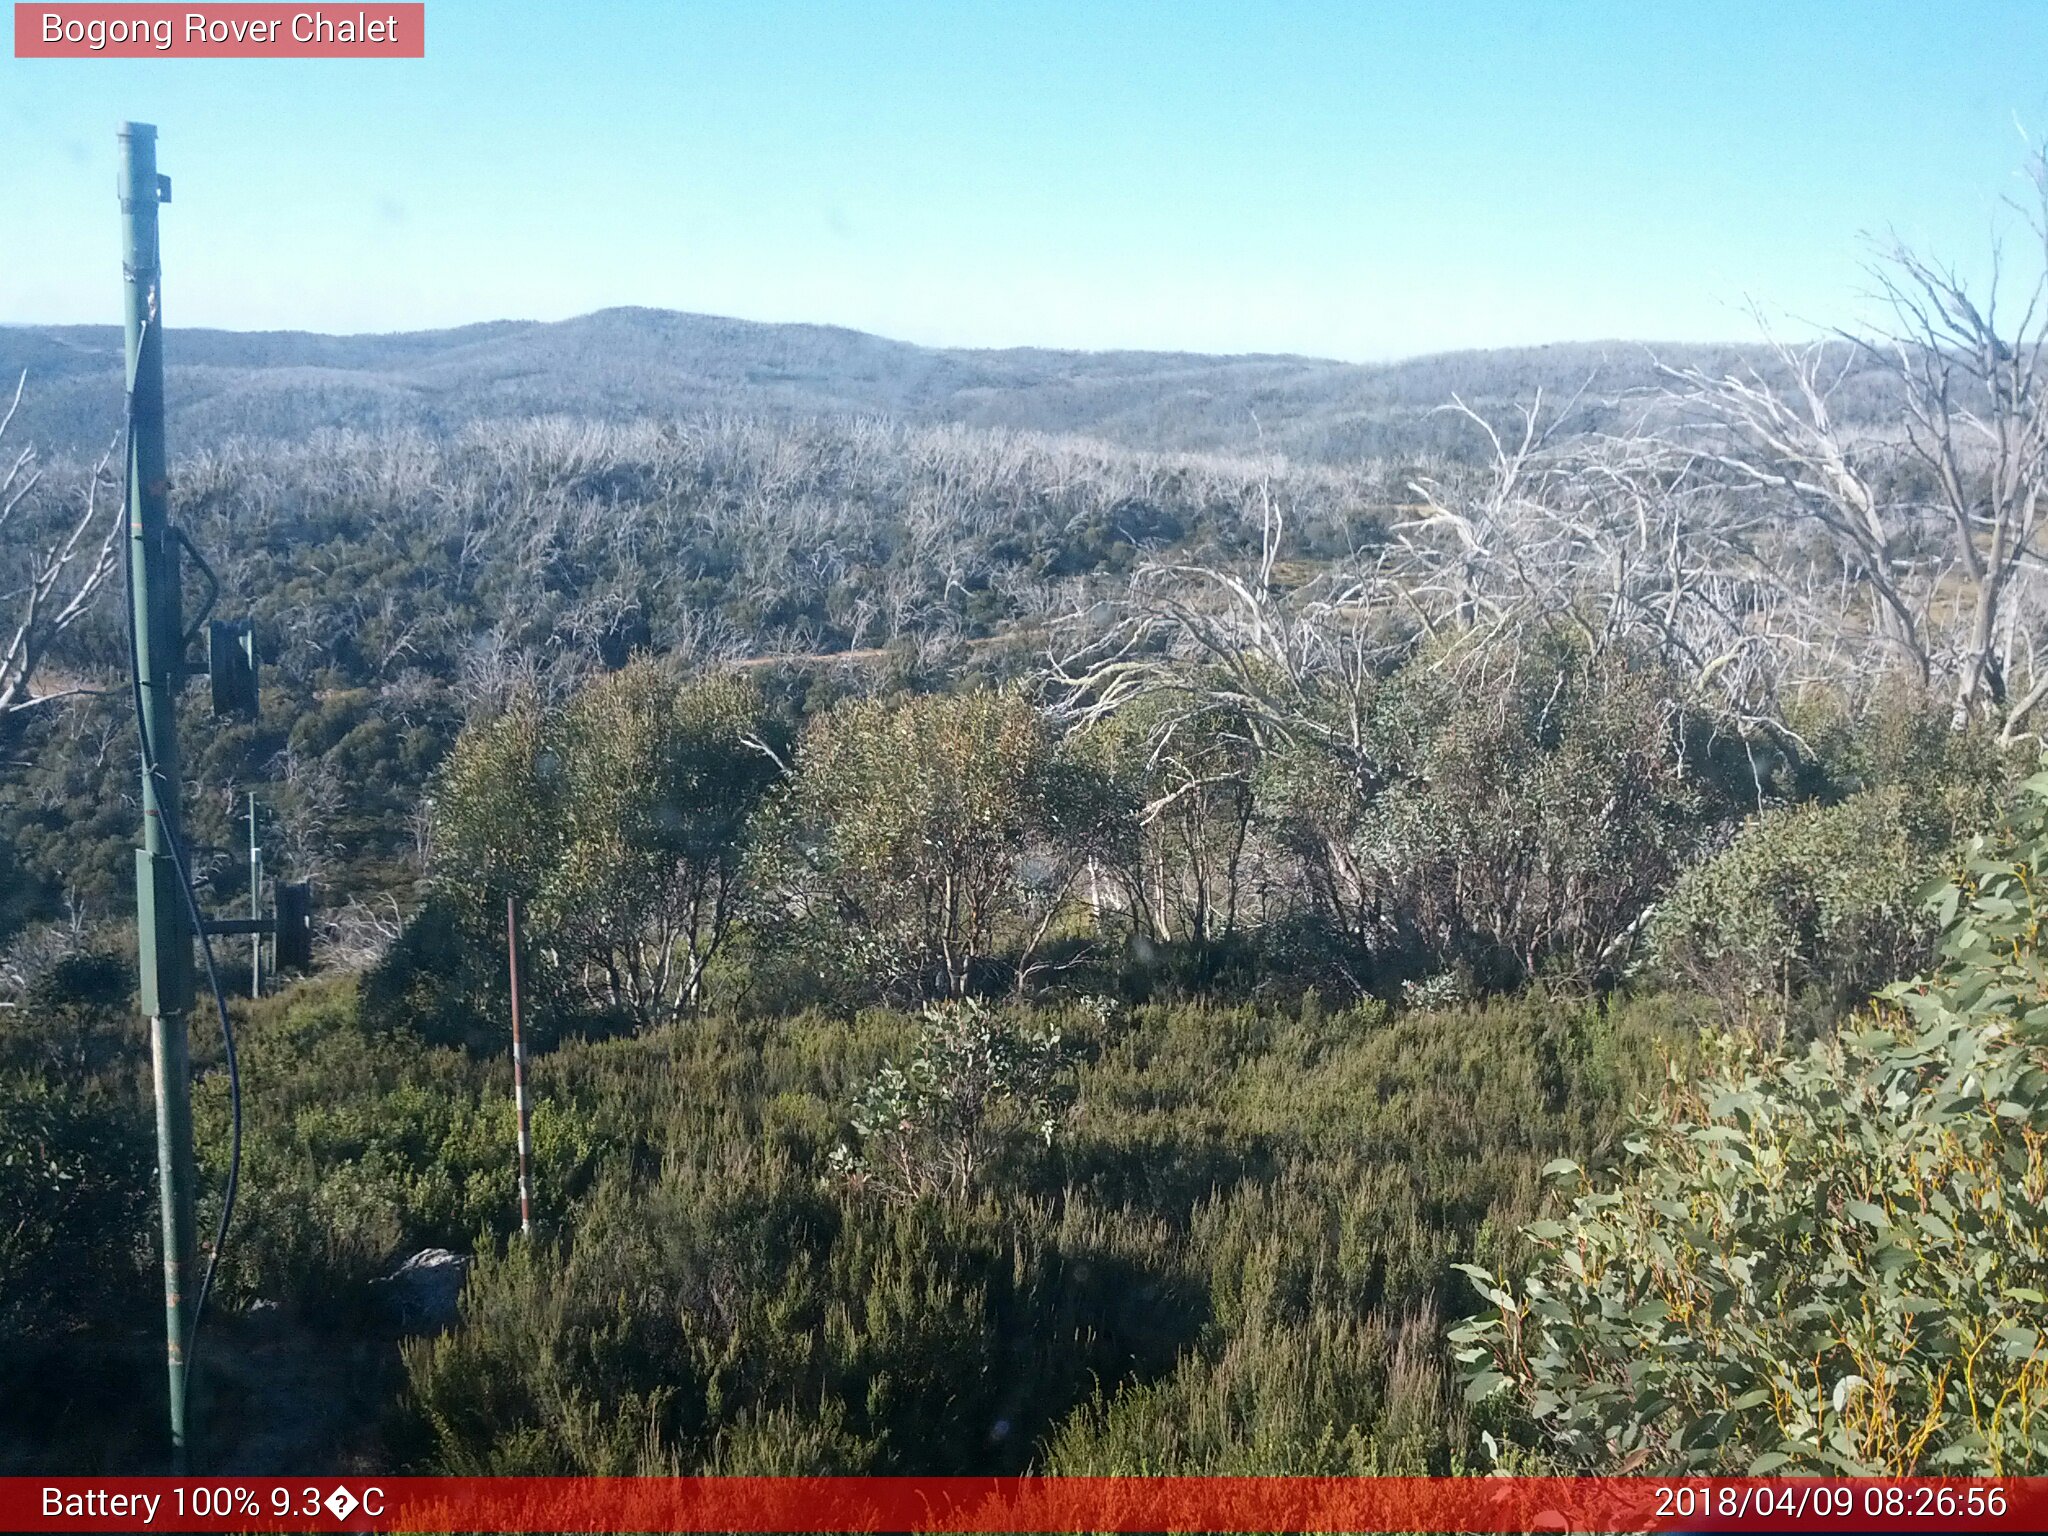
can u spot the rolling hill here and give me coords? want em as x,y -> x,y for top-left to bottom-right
0,307 -> 1830,465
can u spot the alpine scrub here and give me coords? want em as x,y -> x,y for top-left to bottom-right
1453,775 -> 2048,1475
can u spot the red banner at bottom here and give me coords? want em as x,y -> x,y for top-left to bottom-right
2,1475 -> 2040,1533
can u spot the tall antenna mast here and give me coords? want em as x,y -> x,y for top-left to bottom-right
114,118 -> 332,1473
119,118 -> 199,1470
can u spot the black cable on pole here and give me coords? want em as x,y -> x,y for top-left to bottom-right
120,316 -> 242,1422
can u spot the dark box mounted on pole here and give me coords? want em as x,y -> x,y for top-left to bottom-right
273,881 -> 314,972
208,618 -> 258,718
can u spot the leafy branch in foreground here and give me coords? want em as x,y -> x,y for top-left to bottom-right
1453,774 -> 2048,1475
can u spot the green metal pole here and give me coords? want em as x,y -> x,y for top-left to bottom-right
120,120 -> 198,1472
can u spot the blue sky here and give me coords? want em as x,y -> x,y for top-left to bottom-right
3,1 -> 2045,360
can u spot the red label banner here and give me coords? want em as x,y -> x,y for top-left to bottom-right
13,4 -> 424,57
0,1476 -> 2043,1533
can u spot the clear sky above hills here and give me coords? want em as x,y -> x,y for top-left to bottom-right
3,1 -> 2046,359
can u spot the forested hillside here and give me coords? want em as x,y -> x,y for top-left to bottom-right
5,179 -> 2048,1480
0,309 -> 1899,465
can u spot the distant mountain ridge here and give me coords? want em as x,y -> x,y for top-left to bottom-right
0,306 -> 1817,463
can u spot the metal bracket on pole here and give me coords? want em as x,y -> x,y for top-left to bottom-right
134,849 -> 188,1018
200,882 -> 314,973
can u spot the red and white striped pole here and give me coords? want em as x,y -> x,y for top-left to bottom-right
505,895 -> 533,1237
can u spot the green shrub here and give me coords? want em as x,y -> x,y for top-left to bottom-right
828,998 -> 1078,1204
2,906 -> 1689,1475
748,689 -> 1116,1002
1069,694 -> 1260,957
1047,1293 -> 1458,1475
1648,695 -> 2016,1026
427,663 -> 778,1032
1262,635 -> 1750,993
398,1166 -> 1199,1475
1786,686 -> 2013,812
1455,775 -> 2048,1475
193,979 -> 601,1318
391,987 -> 1683,1476
1646,786 -> 1945,1022
0,1072 -> 152,1341
0,951 -> 152,1344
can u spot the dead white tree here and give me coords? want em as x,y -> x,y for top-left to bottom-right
0,374 -> 122,730
1045,474 -> 1415,960
1660,151 -> 2048,739
1399,393 -> 1874,749
1048,480 -> 1408,790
